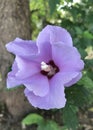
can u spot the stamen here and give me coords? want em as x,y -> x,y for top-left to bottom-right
41,60 -> 59,79
41,61 -> 51,72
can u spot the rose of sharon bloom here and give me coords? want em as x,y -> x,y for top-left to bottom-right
6,25 -> 84,110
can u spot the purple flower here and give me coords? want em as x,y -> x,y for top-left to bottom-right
6,25 -> 84,109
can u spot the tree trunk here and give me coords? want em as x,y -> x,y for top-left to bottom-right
0,0 -> 34,119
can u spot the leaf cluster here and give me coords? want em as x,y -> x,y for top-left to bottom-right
22,113 -> 61,130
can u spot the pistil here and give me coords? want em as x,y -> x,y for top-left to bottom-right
41,61 -> 51,72
41,61 -> 59,78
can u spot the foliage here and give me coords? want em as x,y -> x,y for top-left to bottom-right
23,0 -> 93,129
48,0 -> 60,14
62,104 -> 78,130
22,113 -> 61,130
22,113 -> 44,125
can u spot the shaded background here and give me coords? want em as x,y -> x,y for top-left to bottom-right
0,0 -> 93,130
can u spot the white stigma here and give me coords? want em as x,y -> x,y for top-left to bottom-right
41,61 -> 56,76
41,61 -> 51,72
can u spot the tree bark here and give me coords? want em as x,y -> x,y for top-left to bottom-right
0,0 -> 34,119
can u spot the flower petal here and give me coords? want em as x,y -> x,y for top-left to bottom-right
36,25 -> 72,62
52,43 -> 84,72
55,72 -> 81,86
6,61 -> 23,88
24,73 -> 66,109
6,56 -> 40,88
7,74 -> 22,88
49,25 -> 73,46
65,72 -> 82,87
15,56 -> 40,79
37,26 -> 52,62
6,38 -> 38,59
24,74 -> 49,97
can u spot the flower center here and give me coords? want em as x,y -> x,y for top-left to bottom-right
41,60 -> 59,79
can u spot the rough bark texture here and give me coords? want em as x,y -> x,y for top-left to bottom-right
0,0 -> 34,119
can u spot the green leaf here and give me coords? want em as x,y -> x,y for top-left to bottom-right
75,27 -> 83,35
38,120 -> 60,130
83,31 -> 93,39
65,85 -> 91,107
22,113 -> 44,125
63,103 -> 78,130
77,75 -> 93,104
78,75 -> 93,89
78,48 -> 87,59
46,120 -> 60,130
22,113 -> 61,130
48,0 -> 60,14
61,126 -> 68,130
